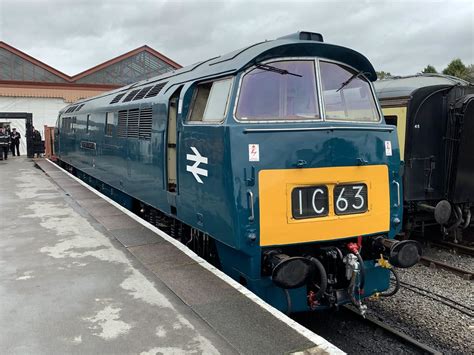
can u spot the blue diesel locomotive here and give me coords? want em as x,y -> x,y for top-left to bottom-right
54,32 -> 420,314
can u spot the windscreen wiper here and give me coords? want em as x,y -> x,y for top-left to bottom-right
255,63 -> 302,77
336,71 -> 368,92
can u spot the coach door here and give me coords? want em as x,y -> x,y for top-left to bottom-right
167,88 -> 182,193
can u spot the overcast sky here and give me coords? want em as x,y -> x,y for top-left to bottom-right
0,0 -> 472,76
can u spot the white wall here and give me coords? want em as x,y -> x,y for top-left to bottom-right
0,97 -> 67,155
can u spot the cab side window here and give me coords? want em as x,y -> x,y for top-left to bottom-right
188,78 -> 233,123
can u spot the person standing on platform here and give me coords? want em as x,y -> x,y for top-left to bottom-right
0,127 -> 10,160
10,128 -> 21,156
32,126 -> 42,158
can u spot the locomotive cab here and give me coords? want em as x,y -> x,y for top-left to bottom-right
176,35 -> 418,313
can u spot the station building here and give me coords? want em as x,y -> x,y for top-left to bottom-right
0,41 -> 181,155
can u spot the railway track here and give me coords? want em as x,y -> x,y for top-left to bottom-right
430,241 -> 474,257
342,306 -> 442,355
397,280 -> 474,317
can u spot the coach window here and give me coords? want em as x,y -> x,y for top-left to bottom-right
105,112 -> 115,136
319,61 -> 379,122
188,78 -> 233,123
235,60 -> 319,121
384,115 -> 398,126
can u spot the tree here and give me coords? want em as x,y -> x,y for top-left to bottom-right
442,59 -> 468,80
422,65 -> 437,74
376,71 -> 391,80
465,64 -> 474,83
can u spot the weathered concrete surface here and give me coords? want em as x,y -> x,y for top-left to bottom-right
0,157 -> 235,354
0,157 -> 341,355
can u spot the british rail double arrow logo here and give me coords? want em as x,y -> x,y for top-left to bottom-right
186,147 -> 208,184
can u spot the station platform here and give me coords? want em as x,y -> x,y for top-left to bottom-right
0,157 -> 342,354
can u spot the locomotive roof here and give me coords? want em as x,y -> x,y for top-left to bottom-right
61,32 -> 377,113
374,74 -> 471,100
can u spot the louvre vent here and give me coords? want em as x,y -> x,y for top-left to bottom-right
133,86 -> 152,101
75,104 -> 84,112
114,108 -> 153,140
144,82 -> 167,98
127,109 -> 140,139
65,105 -> 77,113
117,110 -> 127,138
123,89 -> 140,102
110,92 -> 126,104
139,108 -> 153,140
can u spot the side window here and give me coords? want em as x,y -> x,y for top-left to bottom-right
62,117 -> 76,133
61,117 -> 70,132
188,78 -> 233,123
105,112 -> 115,136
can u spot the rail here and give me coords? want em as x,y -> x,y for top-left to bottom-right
343,306 -> 442,355
419,256 -> 473,280
430,241 -> 474,257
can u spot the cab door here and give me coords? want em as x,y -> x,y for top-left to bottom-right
177,78 -> 235,246
167,91 -> 180,193
165,87 -> 183,215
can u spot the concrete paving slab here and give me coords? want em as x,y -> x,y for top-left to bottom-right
128,242 -> 197,267
86,204 -> 124,218
193,295 -> 316,354
110,227 -> 166,247
75,198 -> 111,209
147,262 -> 240,307
63,186 -> 100,200
54,179 -> 83,188
94,214 -> 142,231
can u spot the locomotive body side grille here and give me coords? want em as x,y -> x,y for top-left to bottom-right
117,110 -> 127,138
127,109 -> 140,139
139,108 -> 153,140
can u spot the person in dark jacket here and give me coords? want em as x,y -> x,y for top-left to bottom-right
0,127 -> 10,160
31,126 -> 42,158
10,127 -> 21,156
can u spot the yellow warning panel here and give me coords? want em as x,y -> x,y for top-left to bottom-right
258,165 -> 390,246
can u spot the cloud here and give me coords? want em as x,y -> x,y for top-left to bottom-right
0,0 -> 472,76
